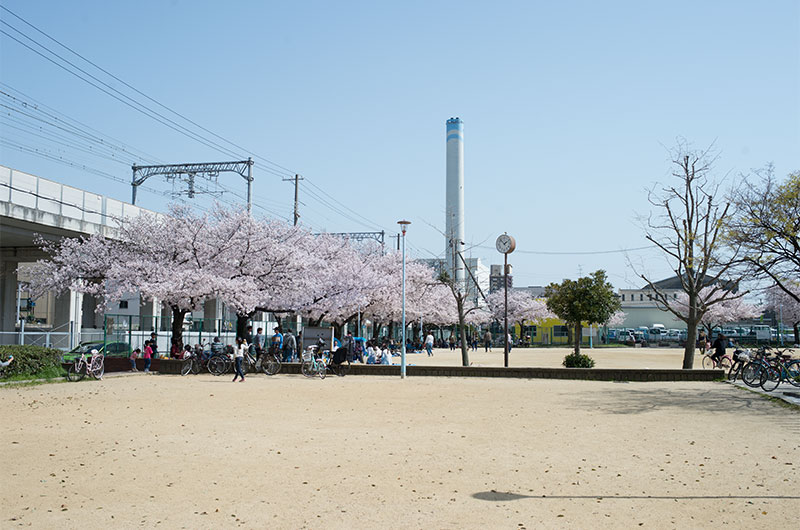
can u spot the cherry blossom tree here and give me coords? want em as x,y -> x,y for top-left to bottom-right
605,310 -> 627,328
486,290 -> 555,329
27,232 -> 117,300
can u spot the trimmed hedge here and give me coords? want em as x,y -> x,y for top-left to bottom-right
562,352 -> 596,368
0,345 -> 65,380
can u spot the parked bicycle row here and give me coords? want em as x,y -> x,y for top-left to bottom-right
702,345 -> 800,392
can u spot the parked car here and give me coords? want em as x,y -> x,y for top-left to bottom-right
62,341 -> 132,362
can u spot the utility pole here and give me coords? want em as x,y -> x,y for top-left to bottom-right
282,174 -> 304,226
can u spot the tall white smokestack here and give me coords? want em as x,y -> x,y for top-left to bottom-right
445,117 -> 465,285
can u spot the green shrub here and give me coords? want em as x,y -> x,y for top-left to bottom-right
0,345 -> 65,380
562,351 -> 596,368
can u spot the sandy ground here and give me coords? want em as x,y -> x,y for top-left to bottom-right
399,346 -> 800,369
2,370 -> 799,529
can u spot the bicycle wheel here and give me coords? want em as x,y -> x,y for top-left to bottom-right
301,360 -> 315,378
318,362 -> 326,380
67,363 -> 85,382
181,358 -> 193,376
90,357 -> 104,380
727,361 -> 742,382
208,356 -> 227,376
262,354 -> 281,376
741,362 -> 764,388
718,356 -> 732,372
784,360 -> 800,388
701,355 -> 715,369
759,363 -> 781,392
191,359 -> 201,375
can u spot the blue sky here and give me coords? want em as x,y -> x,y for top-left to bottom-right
1,0 -> 798,289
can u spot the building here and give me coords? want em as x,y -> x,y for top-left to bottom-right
617,275 -> 738,329
489,264 -> 513,293
420,257 -> 490,302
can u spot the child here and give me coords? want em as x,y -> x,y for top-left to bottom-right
143,341 -> 153,372
129,348 -> 140,372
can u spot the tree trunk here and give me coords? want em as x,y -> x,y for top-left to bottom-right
171,307 -> 188,350
684,319 -> 698,370
387,321 -> 395,342
235,314 -> 251,340
333,322 -> 343,341
456,298 -> 470,366
573,322 -> 582,355
793,322 -> 799,345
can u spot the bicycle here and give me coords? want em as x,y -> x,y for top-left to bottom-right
726,348 -> 752,382
701,351 -> 731,371
740,347 -> 797,392
300,347 -> 326,379
256,350 -> 281,376
208,352 -> 232,376
323,348 -> 351,377
67,350 -> 104,381
181,351 -> 205,376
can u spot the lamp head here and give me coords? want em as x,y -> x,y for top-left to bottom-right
397,219 -> 411,235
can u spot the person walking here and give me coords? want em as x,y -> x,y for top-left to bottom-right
483,330 -> 493,352
143,341 -> 153,372
233,337 -> 247,382
424,332 -> 434,357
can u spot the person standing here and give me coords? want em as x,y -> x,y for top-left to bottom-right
271,327 -> 283,357
697,330 -> 707,355
448,334 -> 456,351
254,327 -> 265,358
283,329 -> 297,362
149,333 -> 159,359
233,337 -> 247,382
143,341 -> 153,373
424,332 -> 434,357
483,330 -> 493,352
129,348 -> 139,372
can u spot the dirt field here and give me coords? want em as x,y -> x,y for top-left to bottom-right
402,345 -> 764,369
2,370 -> 798,529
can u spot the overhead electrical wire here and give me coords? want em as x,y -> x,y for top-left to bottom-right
0,7 -> 388,232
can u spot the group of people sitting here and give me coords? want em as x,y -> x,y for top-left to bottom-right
364,340 -> 393,365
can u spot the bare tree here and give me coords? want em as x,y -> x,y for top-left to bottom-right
638,142 -> 745,369
728,167 -> 800,304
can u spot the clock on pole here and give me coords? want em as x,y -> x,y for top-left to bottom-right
496,233 -> 515,367
496,233 -> 516,254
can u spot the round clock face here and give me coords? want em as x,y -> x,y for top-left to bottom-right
496,234 -> 515,254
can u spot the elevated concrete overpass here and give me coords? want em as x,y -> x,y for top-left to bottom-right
0,165 -> 148,346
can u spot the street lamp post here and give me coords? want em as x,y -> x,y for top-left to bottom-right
398,220 -> 411,378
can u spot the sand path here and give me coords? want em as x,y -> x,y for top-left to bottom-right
2,372 -> 798,529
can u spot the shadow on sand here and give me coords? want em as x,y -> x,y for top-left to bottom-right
472,490 -> 800,502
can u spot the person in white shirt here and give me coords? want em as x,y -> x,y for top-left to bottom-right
380,346 -> 391,365
366,343 -> 377,364
424,333 -> 434,357
233,337 -> 247,382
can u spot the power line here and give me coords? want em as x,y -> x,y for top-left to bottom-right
472,244 -> 657,255
0,9 -> 396,232
0,5 -> 296,178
